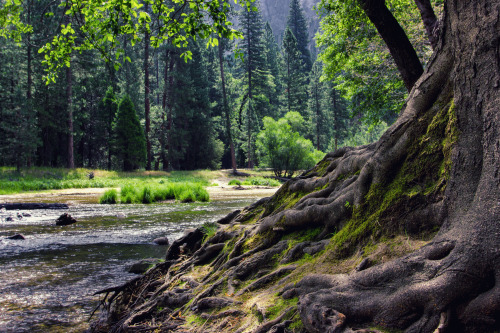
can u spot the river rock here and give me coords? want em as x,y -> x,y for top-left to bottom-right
153,237 -> 169,246
128,258 -> 162,274
56,213 -> 77,226
7,234 -> 25,240
5,216 -> 14,222
116,213 -> 127,219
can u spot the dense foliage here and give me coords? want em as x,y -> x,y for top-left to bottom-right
257,112 -> 323,178
0,0 -> 442,176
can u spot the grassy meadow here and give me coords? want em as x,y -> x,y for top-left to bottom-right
0,167 -> 282,203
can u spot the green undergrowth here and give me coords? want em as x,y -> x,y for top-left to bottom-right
100,182 -> 209,204
0,167 -> 211,195
330,95 -> 457,256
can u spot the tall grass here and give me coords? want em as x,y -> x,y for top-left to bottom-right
228,176 -> 281,187
99,189 -> 118,204
0,167 -> 211,195
101,182 -> 210,204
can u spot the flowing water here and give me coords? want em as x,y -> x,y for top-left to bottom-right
0,192 -> 262,332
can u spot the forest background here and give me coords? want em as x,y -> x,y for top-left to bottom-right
0,0 -> 440,174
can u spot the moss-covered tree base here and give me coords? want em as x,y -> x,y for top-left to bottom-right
91,2 -> 500,332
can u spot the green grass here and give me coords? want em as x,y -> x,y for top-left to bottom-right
100,182 -> 210,204
99,189 -> 118,204
0,167 -> 211,195
229,176 -> 281,187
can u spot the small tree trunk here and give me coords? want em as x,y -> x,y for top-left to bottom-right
247,23 -> 254,169
26,0 -> 32,168
162,49 -> 175,171
218,40 -> 237,173
66,63 -> 74,169
144,5 -> 152,170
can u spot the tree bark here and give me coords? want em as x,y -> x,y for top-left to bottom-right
144,4 -> 152,170
218,40 -> 237,173
247,20 -> 254,169
414,0 -> 439,49
91,1 -> 500,332
66,61 -> 74,169
359,0 -> 424,92
161,48 -> 175,171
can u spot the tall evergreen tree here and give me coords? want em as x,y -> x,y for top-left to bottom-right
98,87 -> 118,169
113,95 -> 146,171
286,0 -> 312,71
326,81 -> 349,150
262,22 -> 281,118
237,1 -> 269,168
281,28 -> 306,116
307,61 -> 325,150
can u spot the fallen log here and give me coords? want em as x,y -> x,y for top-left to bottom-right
0,203 -> 69,210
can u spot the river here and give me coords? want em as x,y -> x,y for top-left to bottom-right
0,188 -> 271,332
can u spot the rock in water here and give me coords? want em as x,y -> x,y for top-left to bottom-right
128,258 -> 162,274
56,213 -> 77,226
153,237 -> 169,246
7,234 -> 25,240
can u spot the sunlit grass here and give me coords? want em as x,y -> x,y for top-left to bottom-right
101,182 -> 209,204
0,167 -> 211,195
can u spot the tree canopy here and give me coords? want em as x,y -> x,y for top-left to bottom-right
0,0 -> 254,82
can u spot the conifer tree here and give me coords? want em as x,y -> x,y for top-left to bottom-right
286,0 -> 312,71
326,81 -> 349,150
281,28 -> 306,116
308,61 -> 326,150
98,87 -> 118,170
263,22 -> 281,118
237,0 -> 269,168
113,95 -> 146,171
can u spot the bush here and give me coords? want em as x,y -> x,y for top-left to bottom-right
256,112 -> 324,178
99,189 -> 118,204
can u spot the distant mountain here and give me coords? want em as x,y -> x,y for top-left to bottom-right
260,0 -> 320,55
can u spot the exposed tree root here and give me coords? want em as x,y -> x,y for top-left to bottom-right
90,2 -> 500,332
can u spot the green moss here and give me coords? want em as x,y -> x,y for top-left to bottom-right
331,95 -> 457,255
185,314 -> 205,326
304,159 -> 332,177
264,296 -> 298,320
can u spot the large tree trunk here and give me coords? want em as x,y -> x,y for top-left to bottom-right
91,1 -> 499,332
292,1 -> 500,331
359,0 -> 424,91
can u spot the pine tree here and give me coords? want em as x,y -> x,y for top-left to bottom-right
326,81 -> 349,150
98,87 -> 118,169
263,22 -> 281,118
308,61 -> 325,150
113,95 -> 146,171
238,1 -> 269,168
286,0 -> 312,71
281,28 -> 306,116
